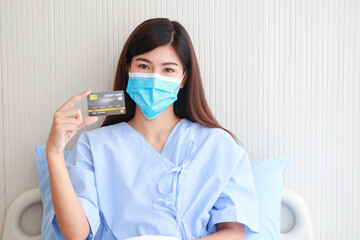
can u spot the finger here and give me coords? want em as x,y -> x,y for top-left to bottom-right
60,118 -> 82,126
55,123 -> 80,134
58,89 -> 91,110
57,109 -> 83,123
78,116 -> 98,129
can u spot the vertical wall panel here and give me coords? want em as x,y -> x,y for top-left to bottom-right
0,0 -> 4,234
0,0 -> 359,239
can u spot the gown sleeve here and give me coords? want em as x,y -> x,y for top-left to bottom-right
207,148 -> 259,234
50,132 -> 101,240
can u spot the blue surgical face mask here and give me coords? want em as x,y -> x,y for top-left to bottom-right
126,71 -> 186,120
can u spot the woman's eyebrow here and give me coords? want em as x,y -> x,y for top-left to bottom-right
162,62 -> 179,66
135,57 -> 179,67
135,57 -> 152,63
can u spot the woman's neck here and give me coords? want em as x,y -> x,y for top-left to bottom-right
127,104 -> 181,139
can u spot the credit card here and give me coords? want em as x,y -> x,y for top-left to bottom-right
87,90 -> 126,116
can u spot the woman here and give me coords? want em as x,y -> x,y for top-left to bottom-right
46,18 -> 259,240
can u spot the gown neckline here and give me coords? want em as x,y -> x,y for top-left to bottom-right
123,118 -> 185,158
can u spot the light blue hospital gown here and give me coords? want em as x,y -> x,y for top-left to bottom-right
51,118 -> 259,239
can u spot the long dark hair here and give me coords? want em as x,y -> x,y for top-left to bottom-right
101,18 -> 242,146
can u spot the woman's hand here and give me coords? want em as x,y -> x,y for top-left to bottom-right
196,222 -> 245,240
46,89 -> 98,155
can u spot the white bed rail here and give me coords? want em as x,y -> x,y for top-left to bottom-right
280,188 -> 315,240
2,188 -> 41,240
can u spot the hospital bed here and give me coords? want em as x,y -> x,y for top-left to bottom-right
2,187 -> 315,240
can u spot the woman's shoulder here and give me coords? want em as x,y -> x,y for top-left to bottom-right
183,119 -> 248,171
183,118 -> 234,139
182,118 -> 245,152
77,122 -> 128,142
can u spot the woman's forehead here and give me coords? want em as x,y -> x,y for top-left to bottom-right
133,45 -> 182,65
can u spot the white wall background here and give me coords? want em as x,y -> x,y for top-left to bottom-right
1,0 -> 359,239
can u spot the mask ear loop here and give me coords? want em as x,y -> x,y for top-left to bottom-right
180,70 -> 187,82
177,71 -> 187,94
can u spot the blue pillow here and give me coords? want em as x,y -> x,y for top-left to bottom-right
36,145 -> 290,239
247,158 -> 291,240
35,145 -> 70,240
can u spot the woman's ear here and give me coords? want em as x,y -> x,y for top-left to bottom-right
179,71 -> 188,89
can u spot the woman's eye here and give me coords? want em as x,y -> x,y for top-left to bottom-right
139,64 -> 150,70
164,68 -> 174,73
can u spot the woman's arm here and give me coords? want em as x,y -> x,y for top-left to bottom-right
46,90 -> 98,240
196,222 -> 245,240
47,151 -> 90,240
